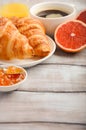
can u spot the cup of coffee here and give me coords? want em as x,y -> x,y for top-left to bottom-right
30,2 -> 77,37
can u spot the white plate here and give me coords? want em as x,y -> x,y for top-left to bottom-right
0,36 -> 56,68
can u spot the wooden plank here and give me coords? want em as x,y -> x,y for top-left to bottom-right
0,92 -> 86,124
18,65 -> 86,92
0,123 -> 86,130
43,48 -> 86,66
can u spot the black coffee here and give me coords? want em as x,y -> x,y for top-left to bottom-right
37,9 -> 69,18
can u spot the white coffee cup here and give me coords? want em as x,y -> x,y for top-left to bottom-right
30,2 -> 77,37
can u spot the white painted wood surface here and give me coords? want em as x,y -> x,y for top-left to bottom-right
0,0 -> 86,130
0,92 -> 86,123
0,123 -> 86,130
18,65 -> 86,92
44,48 -> 86,65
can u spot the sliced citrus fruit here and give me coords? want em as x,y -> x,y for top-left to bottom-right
54,20 -> 86,52
76,10 -> 86,24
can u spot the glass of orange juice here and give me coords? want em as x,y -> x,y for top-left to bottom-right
0,0 -> 30,18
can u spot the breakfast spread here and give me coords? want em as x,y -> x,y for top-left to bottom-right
0,2 -> 85,62
0,1 -> 85,91
0,66 -> 25,86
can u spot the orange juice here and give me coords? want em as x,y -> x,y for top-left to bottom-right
0,3 -> 29,18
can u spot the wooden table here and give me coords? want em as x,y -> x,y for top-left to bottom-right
0,0 -> 86,130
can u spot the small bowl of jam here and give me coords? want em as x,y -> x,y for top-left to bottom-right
0,64 -> 27,92
30,2 -> 77,37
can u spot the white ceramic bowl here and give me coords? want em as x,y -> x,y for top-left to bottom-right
30,2 -> 77,37
0,64 -> 27,92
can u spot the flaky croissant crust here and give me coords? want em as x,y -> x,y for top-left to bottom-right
0,17 -> 33,60
0,17 -> 51,60
11,17 -> 51,57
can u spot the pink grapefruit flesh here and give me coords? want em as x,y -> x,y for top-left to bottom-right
54,20 -> 86,52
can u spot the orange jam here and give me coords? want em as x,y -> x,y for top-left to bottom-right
0,3 -> 29,18
0,66 -> 25,86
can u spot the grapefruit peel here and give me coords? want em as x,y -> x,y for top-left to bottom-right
76,9 -> 86,24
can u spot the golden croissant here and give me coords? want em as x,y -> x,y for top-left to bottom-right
11,17 -> 51,57
0,17 -> 33,60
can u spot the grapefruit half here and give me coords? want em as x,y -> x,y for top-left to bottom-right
76,10 -> 86,24
54,20 -> 86,53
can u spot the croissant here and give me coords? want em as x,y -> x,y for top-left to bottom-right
0,17 -> 33,60
11,17 -> 45,34
11,17 -> 51,57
